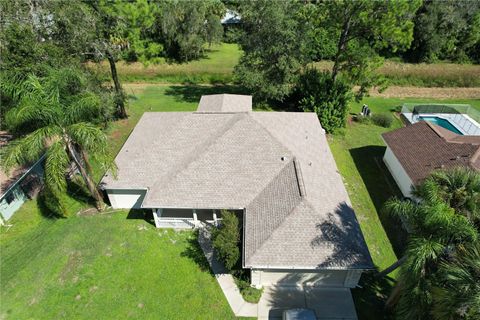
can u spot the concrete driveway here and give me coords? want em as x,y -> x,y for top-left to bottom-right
258,286 -> 358,320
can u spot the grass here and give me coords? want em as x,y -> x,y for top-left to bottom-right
88,43 -> 241,84
331,96 -> 480,319
2,83 -> 479,319
0,211 -> 236,319
88,43 -> 480,87
313,60 -> 480,87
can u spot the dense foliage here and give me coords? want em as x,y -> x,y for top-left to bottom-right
371,113 -> 394,128
294,69 -> 352,133
212,211 -> 240,271
234,0 -> 307,101
405,0 -> 480,63
384,168 -> 480,319
1,68 -> 115,213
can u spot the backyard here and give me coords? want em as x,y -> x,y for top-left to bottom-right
1,84 -> 479,319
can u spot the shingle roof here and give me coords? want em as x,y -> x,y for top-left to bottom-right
102,94 -> 373,270
382,121 -> 480,185
196,94 -> 252,113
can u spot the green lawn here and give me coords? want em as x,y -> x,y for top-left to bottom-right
89,43 -> 242,84
2,85 -> 479,319
88,42 -> 480,87
1,211 -> 235,319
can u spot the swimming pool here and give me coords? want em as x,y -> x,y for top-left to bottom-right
419,116 -> 463,135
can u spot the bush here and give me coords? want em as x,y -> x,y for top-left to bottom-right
294,69 -> 353,133
212,210 -> 240,271
371,113 -> 394,128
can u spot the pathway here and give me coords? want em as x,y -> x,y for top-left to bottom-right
197,225 -> 258,317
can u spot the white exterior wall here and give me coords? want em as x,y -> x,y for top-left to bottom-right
106,189 -> 146,209
383,147 -> 414,198
251,269 -> 362,288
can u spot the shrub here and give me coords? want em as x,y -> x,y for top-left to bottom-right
371,113 -> 393,128
294,69 -> 353,133
212,210 -> 240,271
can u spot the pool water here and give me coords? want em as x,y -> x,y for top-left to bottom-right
419,116 -> 463,135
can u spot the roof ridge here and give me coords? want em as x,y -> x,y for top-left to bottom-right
249,114 -> 298,155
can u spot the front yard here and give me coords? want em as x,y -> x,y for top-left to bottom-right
1,85 -> 478,319
0,210 -> 235,319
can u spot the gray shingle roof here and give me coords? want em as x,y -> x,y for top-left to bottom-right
196,94 -> 252,113
102,94 -> 373,270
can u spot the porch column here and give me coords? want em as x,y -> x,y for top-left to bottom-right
212,210 -> 218,227
152,208 -> 162,228
193,209 -> 198,228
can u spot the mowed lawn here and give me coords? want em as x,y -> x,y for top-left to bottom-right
0,87 -> 238,320
2,84 -> 479,319
1,211 -> 235,319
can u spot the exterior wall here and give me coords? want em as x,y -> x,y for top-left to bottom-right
0,157 -> 45,222
383,147 -> 414,198
251,269 -> 362,288
106,189 -> 146,209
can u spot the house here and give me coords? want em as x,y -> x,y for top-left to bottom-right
101,94 -> 373,288
0,132 -> 45,224
382,121 -> 480,198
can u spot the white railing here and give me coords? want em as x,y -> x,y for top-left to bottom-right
156,217 -> 197,229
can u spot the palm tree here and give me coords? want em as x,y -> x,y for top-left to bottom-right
432,242 -> 480,320
383,199 -> 477,319
1,68 -> 115,211
414,167 -> 480,227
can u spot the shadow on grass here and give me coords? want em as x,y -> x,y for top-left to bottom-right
180,231 -> 212,274
126,209 -> 155,226
36,178 -> 96,219
352,271 -> 395,320
164,85 -> 249,104
349,146 -> 407,256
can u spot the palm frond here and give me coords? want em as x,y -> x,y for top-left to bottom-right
65,92 -> 102,124
44,140 -> 70,195
0,126 -> 61,172
66,122 -> 108,154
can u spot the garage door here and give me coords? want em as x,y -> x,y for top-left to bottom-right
106,189 -> 146,209
253,269 -> 347,287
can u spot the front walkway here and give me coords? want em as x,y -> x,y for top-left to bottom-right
197,225 -> 358,319
197,225 -> 257,317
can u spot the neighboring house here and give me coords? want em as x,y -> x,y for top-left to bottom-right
0,156 -> 45,224
221,9 -> 241,25
382,121 -> 480,198
101,94 -> 373,289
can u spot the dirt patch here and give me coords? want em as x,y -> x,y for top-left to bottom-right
368,86 -> 480,99
59,251 -> 82,284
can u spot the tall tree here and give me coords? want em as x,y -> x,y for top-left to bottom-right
234,0 -> 307,101
432,242 -> 480,320
153,0 -> 225,62
414,167 -> 480,227
384,199 -> 477,319
406,0 -> 480,63
1,68 -> 115,212
324,0 -> 420,97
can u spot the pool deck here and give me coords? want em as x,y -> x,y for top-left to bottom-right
402,112 -> 480,136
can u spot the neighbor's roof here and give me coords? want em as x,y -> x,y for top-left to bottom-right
102,94 -> 372,270
382,121 -> 480,185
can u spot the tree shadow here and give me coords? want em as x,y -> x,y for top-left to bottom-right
311,202 -> 373,269
164,85 -> 250,104
349,146 -> 407,256
352,271 -> 395,320
180,231 -> 213,274
126,209 -> 155,226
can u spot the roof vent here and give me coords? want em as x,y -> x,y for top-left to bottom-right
281,156 -> 288,161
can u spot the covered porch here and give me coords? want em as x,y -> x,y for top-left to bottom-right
151,208 -> 238,229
